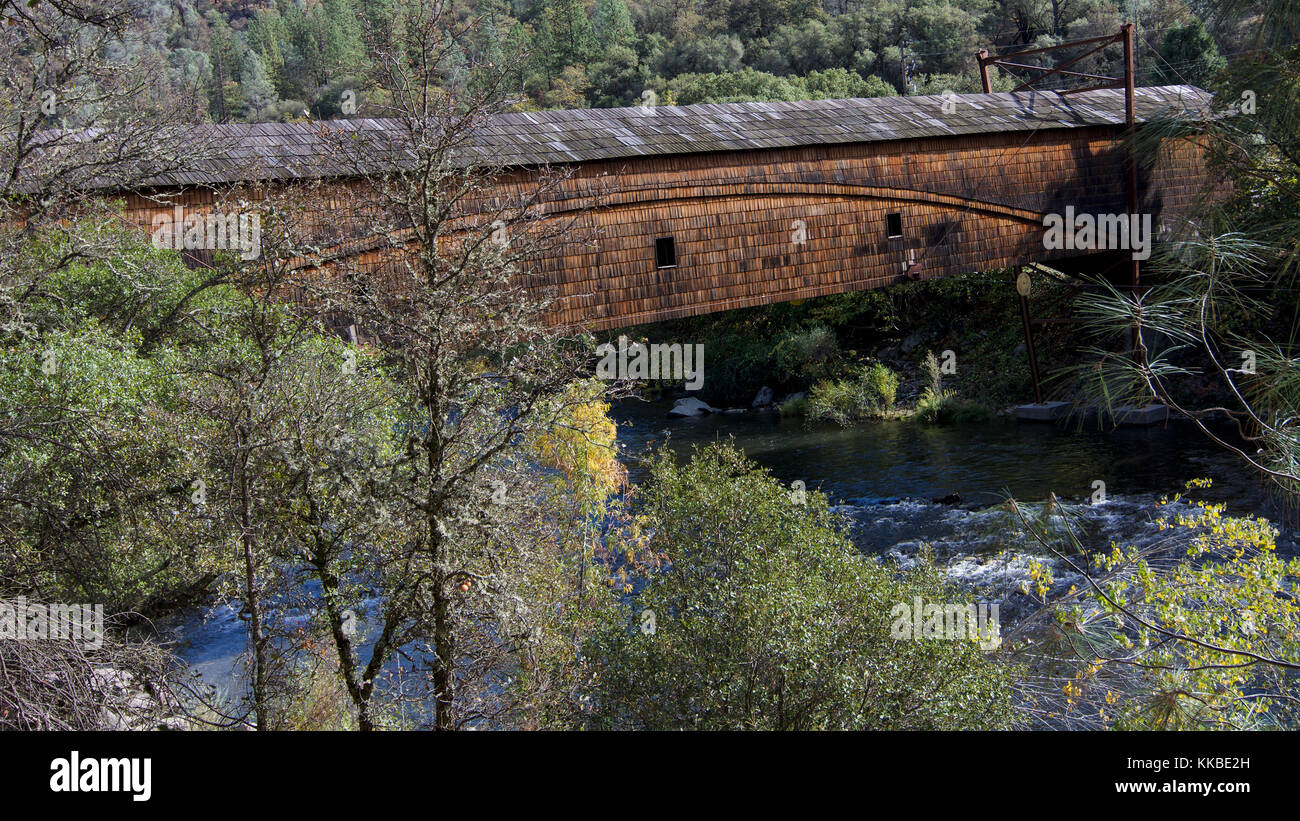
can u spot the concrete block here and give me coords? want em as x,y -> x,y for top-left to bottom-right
1014,402 -> 1072,422
1111,404 -> 1169,426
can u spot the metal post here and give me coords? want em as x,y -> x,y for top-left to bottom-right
1121,21 -> 1143,360
1015,269 -> 1044,404
1122,21 -> 1139,294
977,49 -> 992,93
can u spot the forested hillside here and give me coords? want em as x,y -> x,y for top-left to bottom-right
102,0 -> 1242,123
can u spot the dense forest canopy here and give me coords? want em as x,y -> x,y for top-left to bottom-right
60,0 -> 1248,123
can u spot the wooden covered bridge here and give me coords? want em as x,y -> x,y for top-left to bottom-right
112,84 -> 1212,331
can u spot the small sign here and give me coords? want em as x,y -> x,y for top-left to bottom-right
1015,271 -> 1031,297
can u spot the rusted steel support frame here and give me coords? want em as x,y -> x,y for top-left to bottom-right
995,62 -> 1117,83
981,31 -> 1123,63
1058,81 -> 1125,95
1007,39 -> 1122,90
976,24 -> 1144,358
976,32 -> 1123,93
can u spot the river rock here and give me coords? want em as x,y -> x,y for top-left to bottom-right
900,331 -> 925,353
667,397 -> 719,417
90,666 -> 193,731
752,386 -> 774,407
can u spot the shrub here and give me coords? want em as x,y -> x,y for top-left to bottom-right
914,388 -> 991,424
778,395 -> 808,417
584,442 -> 1018,730
860,362 -> 900,410
806,362 -> 900,425
807,378 -> 863,425
923,350 -> 944,394
1015,480 -> 1300,729
770,324 -> 841,383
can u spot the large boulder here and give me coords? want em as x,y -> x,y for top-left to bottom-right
752,386 -> 774,407
667,397 -> 719,417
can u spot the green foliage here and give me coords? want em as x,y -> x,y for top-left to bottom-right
778,394 -> 808,417
1098,500 -> 1300,729
914,349 -> 992,423
0,225 -> 251,610
668,67 -> 893,104
902,1 -> 985,77
1155,20 -> 1226,88
81,0 -> 1238,120
537,0 -> 598,73
912,71 -> 1014,94
660,331 -> 768,403
913,387 -> 991,424
0,321 -> 210,610
806,362 -> 899,424
585,442 -> 1018,729
807,377 -> 865,425
592,0 -> 635,51
1015,481 -> 1300,730
1065,5 -> 1300,471
627,264 -> 1075,408
923,349 -> 943,394
770,323 -> 841,382
861,361 -> 900,409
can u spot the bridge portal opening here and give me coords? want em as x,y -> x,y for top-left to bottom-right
655,236 -> 677,269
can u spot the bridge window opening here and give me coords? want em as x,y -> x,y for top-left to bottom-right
655,236 -> 677,268
886,212 -> 904,239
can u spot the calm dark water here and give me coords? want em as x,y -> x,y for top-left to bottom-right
615,400 -> 1272,510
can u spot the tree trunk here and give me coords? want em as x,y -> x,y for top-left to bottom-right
237,428 -> 269,730
432,579 -> 454,730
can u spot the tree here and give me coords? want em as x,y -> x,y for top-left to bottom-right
241,49 -> 279,119
667,66 -> 894,104
537,0 -> 598,74
1155,19 -> 1226,88
1008,484 -> 1300,729
1042,0 -> 1300,727
206,9 -> 243,122
0,2 -> 227,605
285,0 -> 332,91
592,0 -> 635,51
294,0 -> 621,730
656,33 -> 745,77
322,0 -> 366,74
586,44 -> 647,107
903,0 -> 988,77
1069,1 -> 1298,494
246,9 -> 287,93
725,0 -> 824,40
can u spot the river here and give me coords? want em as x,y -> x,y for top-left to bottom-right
166,401 -> 1297,706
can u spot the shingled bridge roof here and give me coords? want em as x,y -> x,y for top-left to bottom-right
42,85 -> 1213,189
